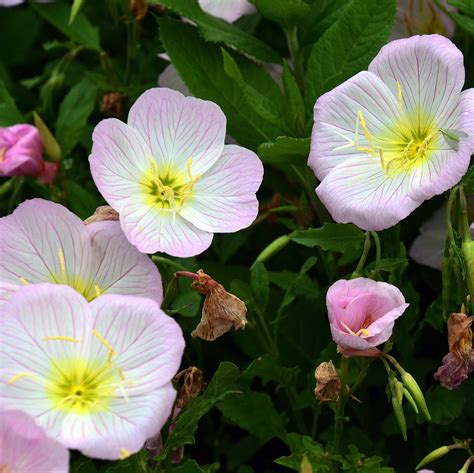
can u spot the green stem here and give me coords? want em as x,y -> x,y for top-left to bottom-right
251,233 -> 294,268
311,402 -> 322,438
349,358 -> 370,395
332,357 -> 349,454
370,231 -> 382,279
151,255 -> 189,272
352,232 -> 371,278
446,186 -> 459,244
285,25 -> 304,90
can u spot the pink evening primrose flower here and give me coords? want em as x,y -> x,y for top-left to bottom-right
0,124 -> 57,184
0,409 -> 69,473
327,278 -> 409,357
0,198 -> 163,304
0,283 -> 185,460
0,0 -> 52,6
308,34 -> 474,231
198,0 -> 256,23
89,87 -> 264,257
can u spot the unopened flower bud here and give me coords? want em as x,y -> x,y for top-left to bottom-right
177,270 -> 247,341
84,205 -> 119,225
402,387 -> 419,415
458,456 -> 474,473
400,371 -> 431,421
314,360 -> 341,403
416,446 -> 451,470
391,395 -> 407,441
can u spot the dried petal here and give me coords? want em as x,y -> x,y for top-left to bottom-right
447,312 -> 473,358
99,92 -> 125,118
174,366 -> 204,408
314,361 -> 341,403
84,205 -> 119,225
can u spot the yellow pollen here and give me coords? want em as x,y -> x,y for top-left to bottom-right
92,329 -> 117,366
58,248 -> 66,280
119,448 -> 131,460
396,80 -> 403,111
7,372 -> 36,384
19,277 -> 29,285
43,336 -> 81,343
94,285 -> 102,298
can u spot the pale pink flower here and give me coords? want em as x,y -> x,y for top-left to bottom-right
0,199 -> 162,304
327,278 -> 409,356
0,0 -> 52,6
89,87 -> 263,257
0,283 -> 185,460
198,0 -> 255,22
0,409 -> 69,473
308,35 -> 474,231
0,124 -> 57,184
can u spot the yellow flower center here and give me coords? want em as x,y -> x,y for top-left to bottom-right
140,158 -> 201,211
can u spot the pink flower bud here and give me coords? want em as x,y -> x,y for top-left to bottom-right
0,124 -> 57,183
326,278 -> 409,356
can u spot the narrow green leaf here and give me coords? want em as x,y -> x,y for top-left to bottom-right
452,12 -> 474,33
32,2 -> 100,51
282,60 -> 305,136
55,78 -> 98,156
304,0 -> 397,110
33,111 -> 62,162
70,0 -> 86,24
0,80 -> 23,126
152,0 -> 280,63
250,261 -> 270,312
448,0 -> 474,16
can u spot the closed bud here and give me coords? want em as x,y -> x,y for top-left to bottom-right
416,446 -> 450,469
402,387 -> 419,415
458,456 -> 474,473
401,371 -> 431,421
391,395 -> 407,441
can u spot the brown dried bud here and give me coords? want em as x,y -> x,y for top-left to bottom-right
434,312 -> 474,390
99,92 -> 125,118
314,360 -> 341,403
174,366 -> 205,409
177,269 -> 247,341
84,206 -> 119,225
130,0 -> 148,21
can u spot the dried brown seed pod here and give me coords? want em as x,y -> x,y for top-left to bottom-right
314,360 -> 341,403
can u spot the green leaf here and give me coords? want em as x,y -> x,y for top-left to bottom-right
291,224 -> 365,255
462,165 -> 474,193
70,0 -> 86,24
55,78 -> 98,156
161,362 -> 240,456
258,136 -> 310,166
0,80 -> 23,126
32,2 -> 100,51
250,261 -> 270,312
217,390 -> 288,442
175,461 -> 220,473
152,0 -> 280,63
68,182 -> 101,220
452,12 -> 474,33
221,48 -> 288,132
171,277 -> 201,317
159,18 -> 283,149
448,0 -> 474,15
282,60 -> 306,136
304,0 -> 397,110
426,386 -> 466,425
242,354 -> 300,387
70,458 -> 98,473
250,0 -> 310,27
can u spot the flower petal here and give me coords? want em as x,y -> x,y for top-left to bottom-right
127,88 -> 226,176
86,221 -> 163,303
309,71 -> 399,181
0,199 -> 92,297
368,34 -> 464,125
89,118 -> 152,210
180,145 -> 263,232
119,196 -> 213,256
316,157 -> 421,231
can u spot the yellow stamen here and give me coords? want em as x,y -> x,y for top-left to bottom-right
19,277 -> 29,285
355,328 -> 369,336
92,329 -> 117,366
117,366 -> 125,381
0,147 -> 6,163
119,448 -> 131,460
396,80 -> 403,111
43,336 -> 81,343
94,285 -> 102,298
7,372 -> 36,384
357,111 -> 375,155
58,248 -> 66,280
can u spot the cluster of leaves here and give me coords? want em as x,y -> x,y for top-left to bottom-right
1,0 -> 474,472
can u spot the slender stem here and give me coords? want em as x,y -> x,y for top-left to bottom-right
446,186 -> 459,244
352,232 -> 371,278
332,357 -> 349,454
349,358 -> 370,395
175,271 -> 198,280
370,231 -> 382,279
254,308 -> 277,355
251,233 -> 294,268
151,255 -> 189,272
311,402 -> 322,438
285,25 -> 304,90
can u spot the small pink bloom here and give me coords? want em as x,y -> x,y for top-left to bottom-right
327,278 -> 409,355
0,124 -> 57,184
198,0 -> 255,23
0,409 -> 69,472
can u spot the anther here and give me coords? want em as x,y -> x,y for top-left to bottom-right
92,329 -> 117,366
119,448 -> 131,460
19,277 -> 29,285
43,336 -> 81,343
396,80 -> 403,111
58,248 -> 66,280
7,372 -> 36,384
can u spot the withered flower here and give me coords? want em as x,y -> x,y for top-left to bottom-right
434,311 -> 474,390
174,366 -> 205,409
314,360 -> 341,403
84,205 -> 119,225
99,92 -> 125,118
176,269 -> 247,341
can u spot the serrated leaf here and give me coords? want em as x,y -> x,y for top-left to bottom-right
175,460 -> 220,473
32,2 -> 100,51
250,0 -> 310,27
159,18 -> 283,149
0,80 -> 23,126
258,136 -> 310,166
242,354 -> 300,386
304,0 -> 396,110
291,224 -> 365,254
55,78 -> 98,156
152,0 -> 280,63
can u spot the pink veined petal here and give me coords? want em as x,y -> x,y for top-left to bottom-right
408,88 -> 474,202
89,295 -> 184,392
0,410 -> 69,473
119,195 -> 213,256
0,198 -> 93,296
0,281 -> 19,304
198,0 -> 256,22
63,384 -> 176,460
309,71 -> 400,181
89,118 -> 152,211
316,157 -> 421,231
0,154 -> 35,176
127,88 -> 226,176
86,221 -> 163,304
180,145 -> 263,232
368,34 -> 464,126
